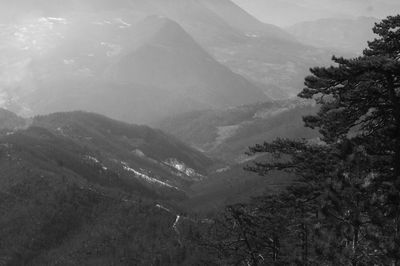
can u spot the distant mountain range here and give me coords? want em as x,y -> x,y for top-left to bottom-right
232,0 -> 399,27
10,14 -> 268,124
0,0 -> 337,123
287,17 -> 379,54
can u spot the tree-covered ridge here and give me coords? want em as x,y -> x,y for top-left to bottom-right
0,111 -> 216,265
1,14 -> 399,266
207,15 -> 400,265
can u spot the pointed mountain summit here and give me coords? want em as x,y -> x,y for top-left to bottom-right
18,15 -> 267,124
110,16 -> 268,109
1,0 -> 332,122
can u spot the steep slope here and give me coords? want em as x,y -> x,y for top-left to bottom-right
0,110 -> 216,264
32,111 -> 213,187
109,17 -> 267,108
287,17 -> 379,54
201,0 -> 293,40
0,133 -> 187,264
140,0 -> 332,98
2,11 -> 268,124
1,0 -> 334,121
0,110 -> 216,200
139,0 -> 293,45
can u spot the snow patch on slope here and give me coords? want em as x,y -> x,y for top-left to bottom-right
85,155 -> 108,170
164,158 -> 204,179
155,204 -> 171,212
121,161 -> 178,190
114,18 -> 131,28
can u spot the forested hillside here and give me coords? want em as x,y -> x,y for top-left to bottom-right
0,2 -> 399,265
0,111 -> 217,264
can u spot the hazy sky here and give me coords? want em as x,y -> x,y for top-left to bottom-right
232,0 -> 400,27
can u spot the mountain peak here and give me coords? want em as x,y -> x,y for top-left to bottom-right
138,15 -> 197,46
109,15 -> 268,111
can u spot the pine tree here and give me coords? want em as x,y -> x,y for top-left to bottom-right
245,15 -> 400,265
298,15 -> 400,264
208,15 -> 400,266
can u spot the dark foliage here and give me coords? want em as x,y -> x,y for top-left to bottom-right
208,15 -> 400,266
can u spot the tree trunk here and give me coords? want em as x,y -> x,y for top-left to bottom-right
352,225 -> 359,266
302,223 -> 308,266
272,236 -> 279,263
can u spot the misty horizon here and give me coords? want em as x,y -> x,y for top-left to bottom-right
1,0 -> 395,123
233,0 -> 400,27
0,1 -> 399,265
2,0 -> 400,26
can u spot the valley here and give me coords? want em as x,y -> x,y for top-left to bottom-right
0,0 -> 393,264
0,108 -> 295,264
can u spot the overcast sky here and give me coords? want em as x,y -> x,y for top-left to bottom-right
232,0 -> 400,27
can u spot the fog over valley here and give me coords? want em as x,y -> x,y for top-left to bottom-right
233,0 -> 400,26
0,0 -> 375,123
0,1 -> 399,265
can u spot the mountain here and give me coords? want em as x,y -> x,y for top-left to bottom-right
0,110 -> 221,264
156,100 -> 319,163
201,0 -> 286,37
1,111 -> 214,198
1,0 -> 334,123
0,108 -> 27,131
153,0 -> 332,98
125,0 -> 326,99
232,0 -> 400,27
232,0 -> 343,27
287,17 -> 379,53
108,16 -> 267,109
148,0 -> 294,43
34,111 -> 213,189
1,8 -> 268,124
